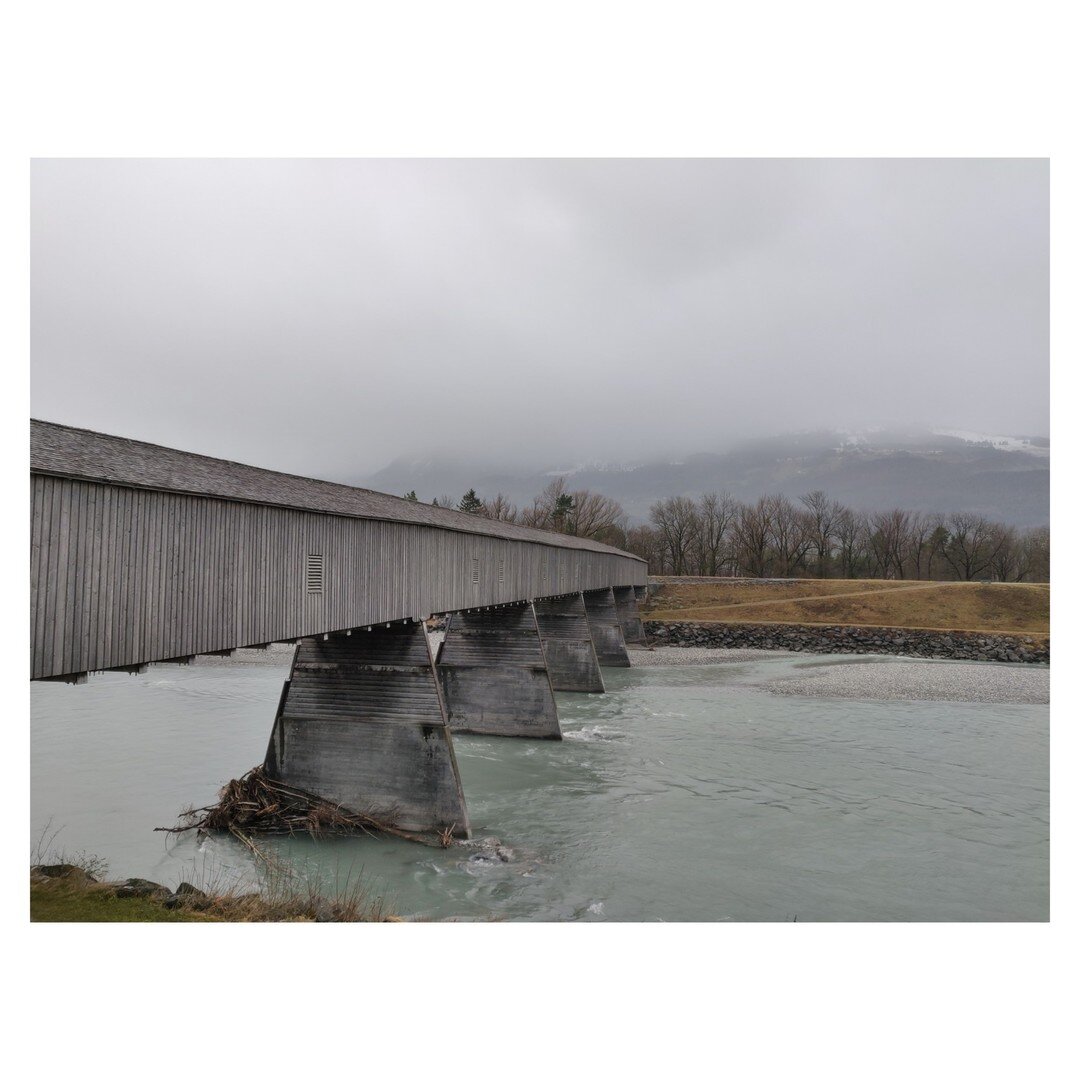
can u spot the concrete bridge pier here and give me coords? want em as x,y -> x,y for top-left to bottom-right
533,593 -> 606,693
263,620 -> 470,838
612,585 -> 647,645
435,603 -> 561,738
583,587 -> 631,667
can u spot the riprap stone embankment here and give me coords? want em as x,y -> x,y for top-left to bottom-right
643,621 -> 1049,664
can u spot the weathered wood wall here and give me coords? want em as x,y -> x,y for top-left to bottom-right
30,474 -> 646,679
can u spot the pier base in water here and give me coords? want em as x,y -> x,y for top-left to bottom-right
613,585 -> 647,645
437,604 -> 561,739
264,622 -> 470,839
583,587 -> 632,667
533,593 -> 606,693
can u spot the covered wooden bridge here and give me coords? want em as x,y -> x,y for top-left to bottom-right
30,420 -> 648,837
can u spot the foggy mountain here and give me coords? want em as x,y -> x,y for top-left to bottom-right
358,429 -> 1050,528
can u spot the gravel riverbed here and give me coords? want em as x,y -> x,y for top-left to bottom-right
633,645 -> 1048,704
766,658 -> 1049,704
628,646 -> 780,666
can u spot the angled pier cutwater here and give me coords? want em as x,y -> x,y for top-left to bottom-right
30,420 -> 647,835
533,592 -> 606,692
583,587 -> 632,667
613,585 -> 647,645
436,603 -> 561,739
265,622 -> 469,836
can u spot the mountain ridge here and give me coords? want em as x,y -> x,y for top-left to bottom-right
356,429 -> 1050,528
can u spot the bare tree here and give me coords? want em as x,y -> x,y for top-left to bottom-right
567,489 -> 626,541
766,494 -> 811,576
482,492 -> 519,523
988,524 -> 1026,582
626,524 -> 666,573
649,496 -> 700,575
1020,526 -> 1050,582
519,478 -> 567,530
834,507 -> 866,579
869,508 -> 911,579
693,492 -> 737,576
903,512 -> 937,580
732,497 -> 774,577
941,513 -> 1006,580
800,490 -> 841,577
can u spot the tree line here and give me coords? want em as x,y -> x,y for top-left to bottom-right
405,478 -> 628,541
405,483 -> 1049,582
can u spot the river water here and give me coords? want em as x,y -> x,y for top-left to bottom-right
30,650 -> 1048,921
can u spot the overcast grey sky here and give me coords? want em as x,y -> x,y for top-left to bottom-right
31,158 -> 1048,479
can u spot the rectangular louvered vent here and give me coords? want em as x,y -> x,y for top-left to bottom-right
471,557 -> 480,584
306,553 -> 324,594
498,559 -> 505,584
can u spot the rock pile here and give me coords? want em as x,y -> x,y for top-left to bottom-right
30,864 -> 210,906
643,621 -> 1049,664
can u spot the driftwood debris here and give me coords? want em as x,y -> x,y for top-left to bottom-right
158,766 -> 450,848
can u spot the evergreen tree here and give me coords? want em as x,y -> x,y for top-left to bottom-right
403,490 -> 418,501
553,492 -> 574,531
458,488 -> 484,514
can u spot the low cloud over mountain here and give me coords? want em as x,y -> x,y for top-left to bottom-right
360,428 -> 1049,528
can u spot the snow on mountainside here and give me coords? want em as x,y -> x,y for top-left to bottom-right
933,429 -> 1050,456
543,460 -> 643,478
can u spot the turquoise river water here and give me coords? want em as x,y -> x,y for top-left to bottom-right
30,651 -> 1048,921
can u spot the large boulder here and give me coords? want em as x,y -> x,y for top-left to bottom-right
113,878 -> 170,899
31,864 -> 97,884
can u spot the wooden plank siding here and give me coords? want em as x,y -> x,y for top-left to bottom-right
30,421 -> 646,679
31,474 -> 646,680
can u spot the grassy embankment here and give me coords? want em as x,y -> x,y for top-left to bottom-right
644,579 -> 1049,638
31,877 -> 222,922
30,862 -> 398,923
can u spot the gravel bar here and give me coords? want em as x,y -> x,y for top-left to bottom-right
629,646 -> 784,666
188,643 -> 296,667
768,659 -> 1048,704
631,645 -> 1048,704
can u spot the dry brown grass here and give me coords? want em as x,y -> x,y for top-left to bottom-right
646,579 -> 1049,636
648,578 -> 919,611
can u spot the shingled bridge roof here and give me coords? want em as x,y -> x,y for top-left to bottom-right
30,419 -> 644,561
